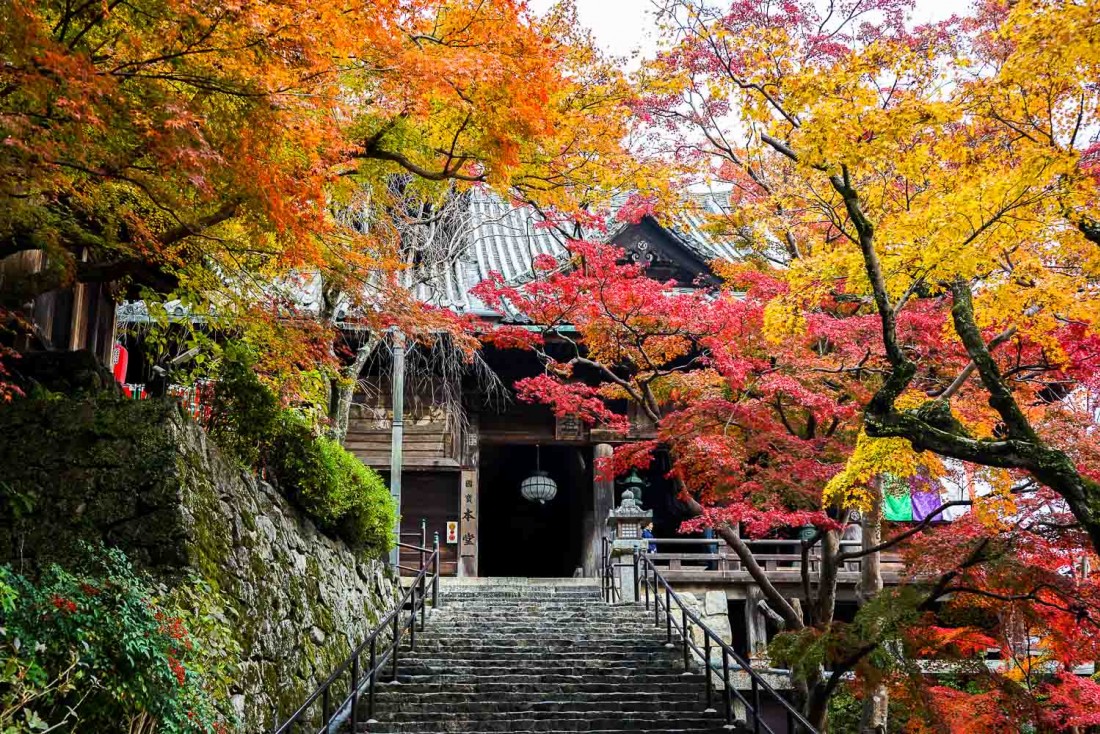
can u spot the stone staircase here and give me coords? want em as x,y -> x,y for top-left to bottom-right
357,579 -> 732,733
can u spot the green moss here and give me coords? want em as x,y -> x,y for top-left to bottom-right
0,394 -> 393,732
0,397 -> 185,572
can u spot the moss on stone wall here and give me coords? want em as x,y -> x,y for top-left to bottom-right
0,397 -> 396,732
0,398 -> 188,572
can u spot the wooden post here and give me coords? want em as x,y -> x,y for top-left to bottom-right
387,330 -> 406,567
859,490 -> 889,733
584,443 -> 615,577
745,585 -> 769,661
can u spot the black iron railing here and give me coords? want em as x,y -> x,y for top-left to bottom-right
272,522 -> 441,734
600,536 -> 625,603
601,540 -> 819,734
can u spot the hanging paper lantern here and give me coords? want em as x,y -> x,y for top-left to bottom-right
520,445 -> 557,504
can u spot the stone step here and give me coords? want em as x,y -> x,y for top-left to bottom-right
406,633 -> 673,642
421,617 -> 657,626
415,629 -> 668,638
441,591 -> 603,598
378,677 -> 704,691
371,680 -> 707,695
433,607 -> 633,611
372,690 -> 705,705
361,729 -> 736,734
374,700 -> 709,715
424,620 -> 653,628
396,648 -> 684,659
432,606 -> 644,612
361,717 -> 728,733
394,661 -> 691,674
407,636 -> 676,646
426,616 -> 651,625
403,644 -> 680,655
420,620 -> 651,625
393,648 -> 688,660
440,589 -> 602,594
390,663 -> 694,675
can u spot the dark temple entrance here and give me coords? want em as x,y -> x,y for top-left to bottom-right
478,443 -> 591,577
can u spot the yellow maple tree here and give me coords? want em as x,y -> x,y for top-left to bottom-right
643,0 -> 1100,549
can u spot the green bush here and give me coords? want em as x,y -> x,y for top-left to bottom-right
207,345 -> 279,468
0,544 -> 235,734
268,412 -> 395,553
207,347 -> 394,556
321,438 -> 395,552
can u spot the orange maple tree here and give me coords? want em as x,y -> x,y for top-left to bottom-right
0,0 -> 649,393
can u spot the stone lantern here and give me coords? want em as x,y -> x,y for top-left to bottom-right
608,488 -> 650,544
618,469 -> 648,504
606,488 -> 652,601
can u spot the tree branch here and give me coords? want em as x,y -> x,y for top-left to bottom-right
935,325 -> 1018,400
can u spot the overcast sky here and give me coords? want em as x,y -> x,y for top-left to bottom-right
530,0 -> 964,59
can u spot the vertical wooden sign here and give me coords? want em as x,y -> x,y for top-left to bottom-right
459,469 -> 478,577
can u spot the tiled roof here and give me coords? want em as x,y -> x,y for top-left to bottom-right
413,190 -> 742,315
118,190 -> 744,323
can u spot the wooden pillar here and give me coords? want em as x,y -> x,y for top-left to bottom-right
583,443 -> 615,577
745,585 -> 769,660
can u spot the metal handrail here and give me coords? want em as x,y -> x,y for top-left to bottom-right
602,543 -> 819,734
641,537 -> 860,548
600,537 -> 631,603
272,531 -> 442,734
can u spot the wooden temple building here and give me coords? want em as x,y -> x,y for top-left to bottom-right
340,190 -> 748,579
333,191 -> 918,663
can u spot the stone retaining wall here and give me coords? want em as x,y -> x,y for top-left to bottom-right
0,399 -> 397,732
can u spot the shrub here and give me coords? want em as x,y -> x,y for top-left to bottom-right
207,346 -> 394,556
206,345 -> 279,468
321,438 -> 395,552
0,544 -> 234,734
268,413 -> 395,553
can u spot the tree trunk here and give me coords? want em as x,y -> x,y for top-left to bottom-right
806,683 -> 832,733
858,490 -> 888,734
680,494 -> 805,628
815,530 -> 840,627
327,334 -> 377,442
679,493 -> 829,728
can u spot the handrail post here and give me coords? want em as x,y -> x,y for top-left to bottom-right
752,676 -> 762,734
350,653 -> 359,732
643,557 -> 650,610
704,635 -> 713,712
646,567 -> 655,625
632,547 -> 640,603
432,533 -> 440,608
601,537 -> 608,602
681,607 -> 690,671
367,636 -> 377,721
722,648 -> 732,725
418,569 -> 427,631
665,586 -> 672,646
409,587 -> 417,650
420,517 -> 427,571
322,686 -> 331,727
391,611 -> 400,681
